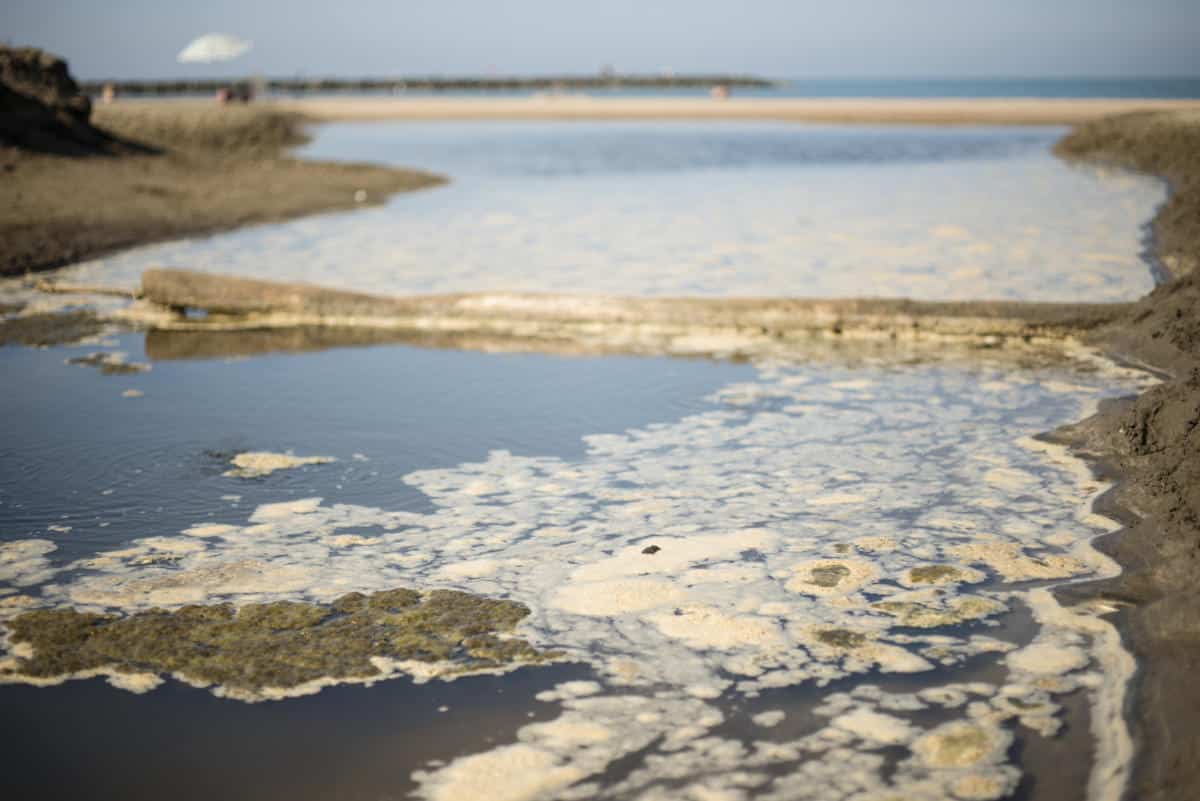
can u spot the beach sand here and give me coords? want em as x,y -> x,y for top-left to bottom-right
279,96 -> 1200,125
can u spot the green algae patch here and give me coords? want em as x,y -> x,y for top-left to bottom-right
908,565 -> 964,584
873,596 -> 1006,628
815,628 -> 868,649
808,564 -> 851,588
2,588 -> 559,694
912,721 -> 1007,769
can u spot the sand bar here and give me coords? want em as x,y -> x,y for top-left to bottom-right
279,96 -> 1200,126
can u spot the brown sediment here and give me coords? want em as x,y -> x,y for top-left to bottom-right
0,309 -> 106,347
1,588 -> 558,695
98,114 -> 1200,799
97,267 -> 1129,362
1049,110 -> 1200,801
144,326 -> 461,361
65,351 -> 149,375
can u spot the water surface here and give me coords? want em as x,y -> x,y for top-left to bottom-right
0,336 -> 1153,801
53,122 -> 1163,302
0,118 -> 1163,801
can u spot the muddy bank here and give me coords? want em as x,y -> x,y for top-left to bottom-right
1,46 -> 445,277
1052,111 -> 1200,801
81,266 -> 1125,362
1,104 -> 444,277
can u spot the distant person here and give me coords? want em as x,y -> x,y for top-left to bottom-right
215,86 -> 231,104
710,84 -> 731,100
100,82 -> 117,104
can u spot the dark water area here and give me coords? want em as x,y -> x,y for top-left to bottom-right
0,663 -> 594,801
0,334 -> 748,565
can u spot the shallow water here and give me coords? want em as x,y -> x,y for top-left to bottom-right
51,122 -> 1163,301
0,120 -> 1164,800
0,336 -> 745,565
0,331 -> 1153,800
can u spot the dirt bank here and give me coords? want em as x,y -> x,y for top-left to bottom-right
75,266 -> 1127,362
1052,111 -> 1200,801
1,103 -> 444,277
1,48 -> 445,277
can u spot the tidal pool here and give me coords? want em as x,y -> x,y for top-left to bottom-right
48,122 -> 1164,302
0,118 -> 1165,800
0,332 -> 1153,801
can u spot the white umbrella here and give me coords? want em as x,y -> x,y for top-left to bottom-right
177,33 -> 252,64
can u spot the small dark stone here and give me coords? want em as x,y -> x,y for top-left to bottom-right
641,545 -> 661,555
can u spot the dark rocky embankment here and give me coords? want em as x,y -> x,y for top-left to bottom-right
0,45 -> 444,277
1053,111 -> 1200,801
0,46 -> 141,155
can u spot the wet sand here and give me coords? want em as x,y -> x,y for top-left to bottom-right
1049,110 -> 1200,801
0,104 -> 443,277
279,96 -> 1200,126
74,266 -> 1124,364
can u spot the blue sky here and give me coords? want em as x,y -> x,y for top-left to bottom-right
5,0 -> 1200,80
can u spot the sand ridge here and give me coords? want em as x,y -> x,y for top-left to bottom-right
279,96 -> 1200,126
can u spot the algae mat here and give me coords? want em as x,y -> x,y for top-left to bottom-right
4,589 -> 556,696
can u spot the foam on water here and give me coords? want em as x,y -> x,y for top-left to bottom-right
0,351 -> 1154,800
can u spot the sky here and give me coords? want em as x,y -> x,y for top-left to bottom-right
5,0 -> 1200,80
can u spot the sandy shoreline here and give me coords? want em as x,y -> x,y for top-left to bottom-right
277,96 -> 1200,126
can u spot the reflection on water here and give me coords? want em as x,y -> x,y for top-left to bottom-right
0,335 -> 745,561
52,122 -> 1163,302
0,664 -> 594,801
0,334 -> 1152,801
